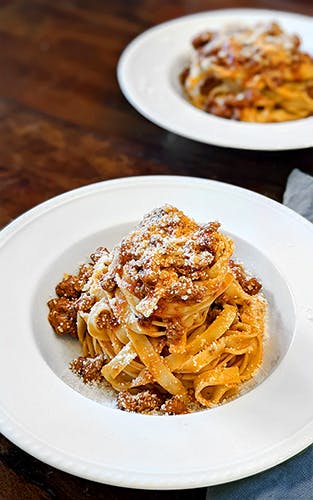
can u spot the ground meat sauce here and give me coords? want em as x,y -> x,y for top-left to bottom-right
116,390 -> 189,415
76,294 -> 96,313
90,246 -> 108,264
100,207 -> 222,319
70,354 -> 106,383
229,260 -> 262,295
117,390 -> 163,413
47,211 -> 264,415
47,297 -> 78,337
48,261 -> 95,337
192,31 -> 213,49
160,395 -> 189,415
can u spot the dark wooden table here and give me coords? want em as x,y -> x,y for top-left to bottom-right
0,1 -> 312,498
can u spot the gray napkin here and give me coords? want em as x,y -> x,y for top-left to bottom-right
206,168 -> 313,499
283,168 -> 313,223
205,446 -> 313,499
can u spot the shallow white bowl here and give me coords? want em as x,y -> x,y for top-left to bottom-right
118,9 -> 313,150
0,176 -> 312,489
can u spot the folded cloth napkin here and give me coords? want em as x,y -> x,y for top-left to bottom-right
283,168 -> 313,223
206,446 -> 313,500
206,168 -> 313,500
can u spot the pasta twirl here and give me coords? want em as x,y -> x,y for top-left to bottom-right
180,22 -> 313,122
48,206 -> 266,414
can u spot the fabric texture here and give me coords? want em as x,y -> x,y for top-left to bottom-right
283,168 -> 313,222
206,446 -> 313,500
206,169 -> 313,500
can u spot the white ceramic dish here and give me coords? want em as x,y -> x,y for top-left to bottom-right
117,9 -> 313,151
0,175 -> 313,489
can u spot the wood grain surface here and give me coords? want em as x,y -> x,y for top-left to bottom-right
0,1 -> 312,498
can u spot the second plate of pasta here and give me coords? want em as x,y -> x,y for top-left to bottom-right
118,9 -> 313,150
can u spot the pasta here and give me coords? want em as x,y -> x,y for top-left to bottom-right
48,206 -> 266,414
180,22 -> 313,122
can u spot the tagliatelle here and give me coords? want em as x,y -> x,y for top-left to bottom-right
48,205 -> 266,414
180,22 -> 313,122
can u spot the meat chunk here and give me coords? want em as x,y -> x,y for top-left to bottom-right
229,260 -> 262,295
55,274 -> 82,299
48,263 -> 95,336
90,247 -> 108,264
47,297 -> 77,337
199,76 -> 221,96
160,395 -> 189,415
192,31 -> 214,49
117,390 -> 162,413
55,264 -> 93,299
76,294 -> 96,313
179,66 -> 190,85
78,263 -> 93,283
70,354 -> 106,383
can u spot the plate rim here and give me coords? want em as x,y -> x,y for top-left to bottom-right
0,175 -> 313,489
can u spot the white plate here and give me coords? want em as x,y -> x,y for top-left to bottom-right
117,9 -> 313,151
0,175 -> 313,489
